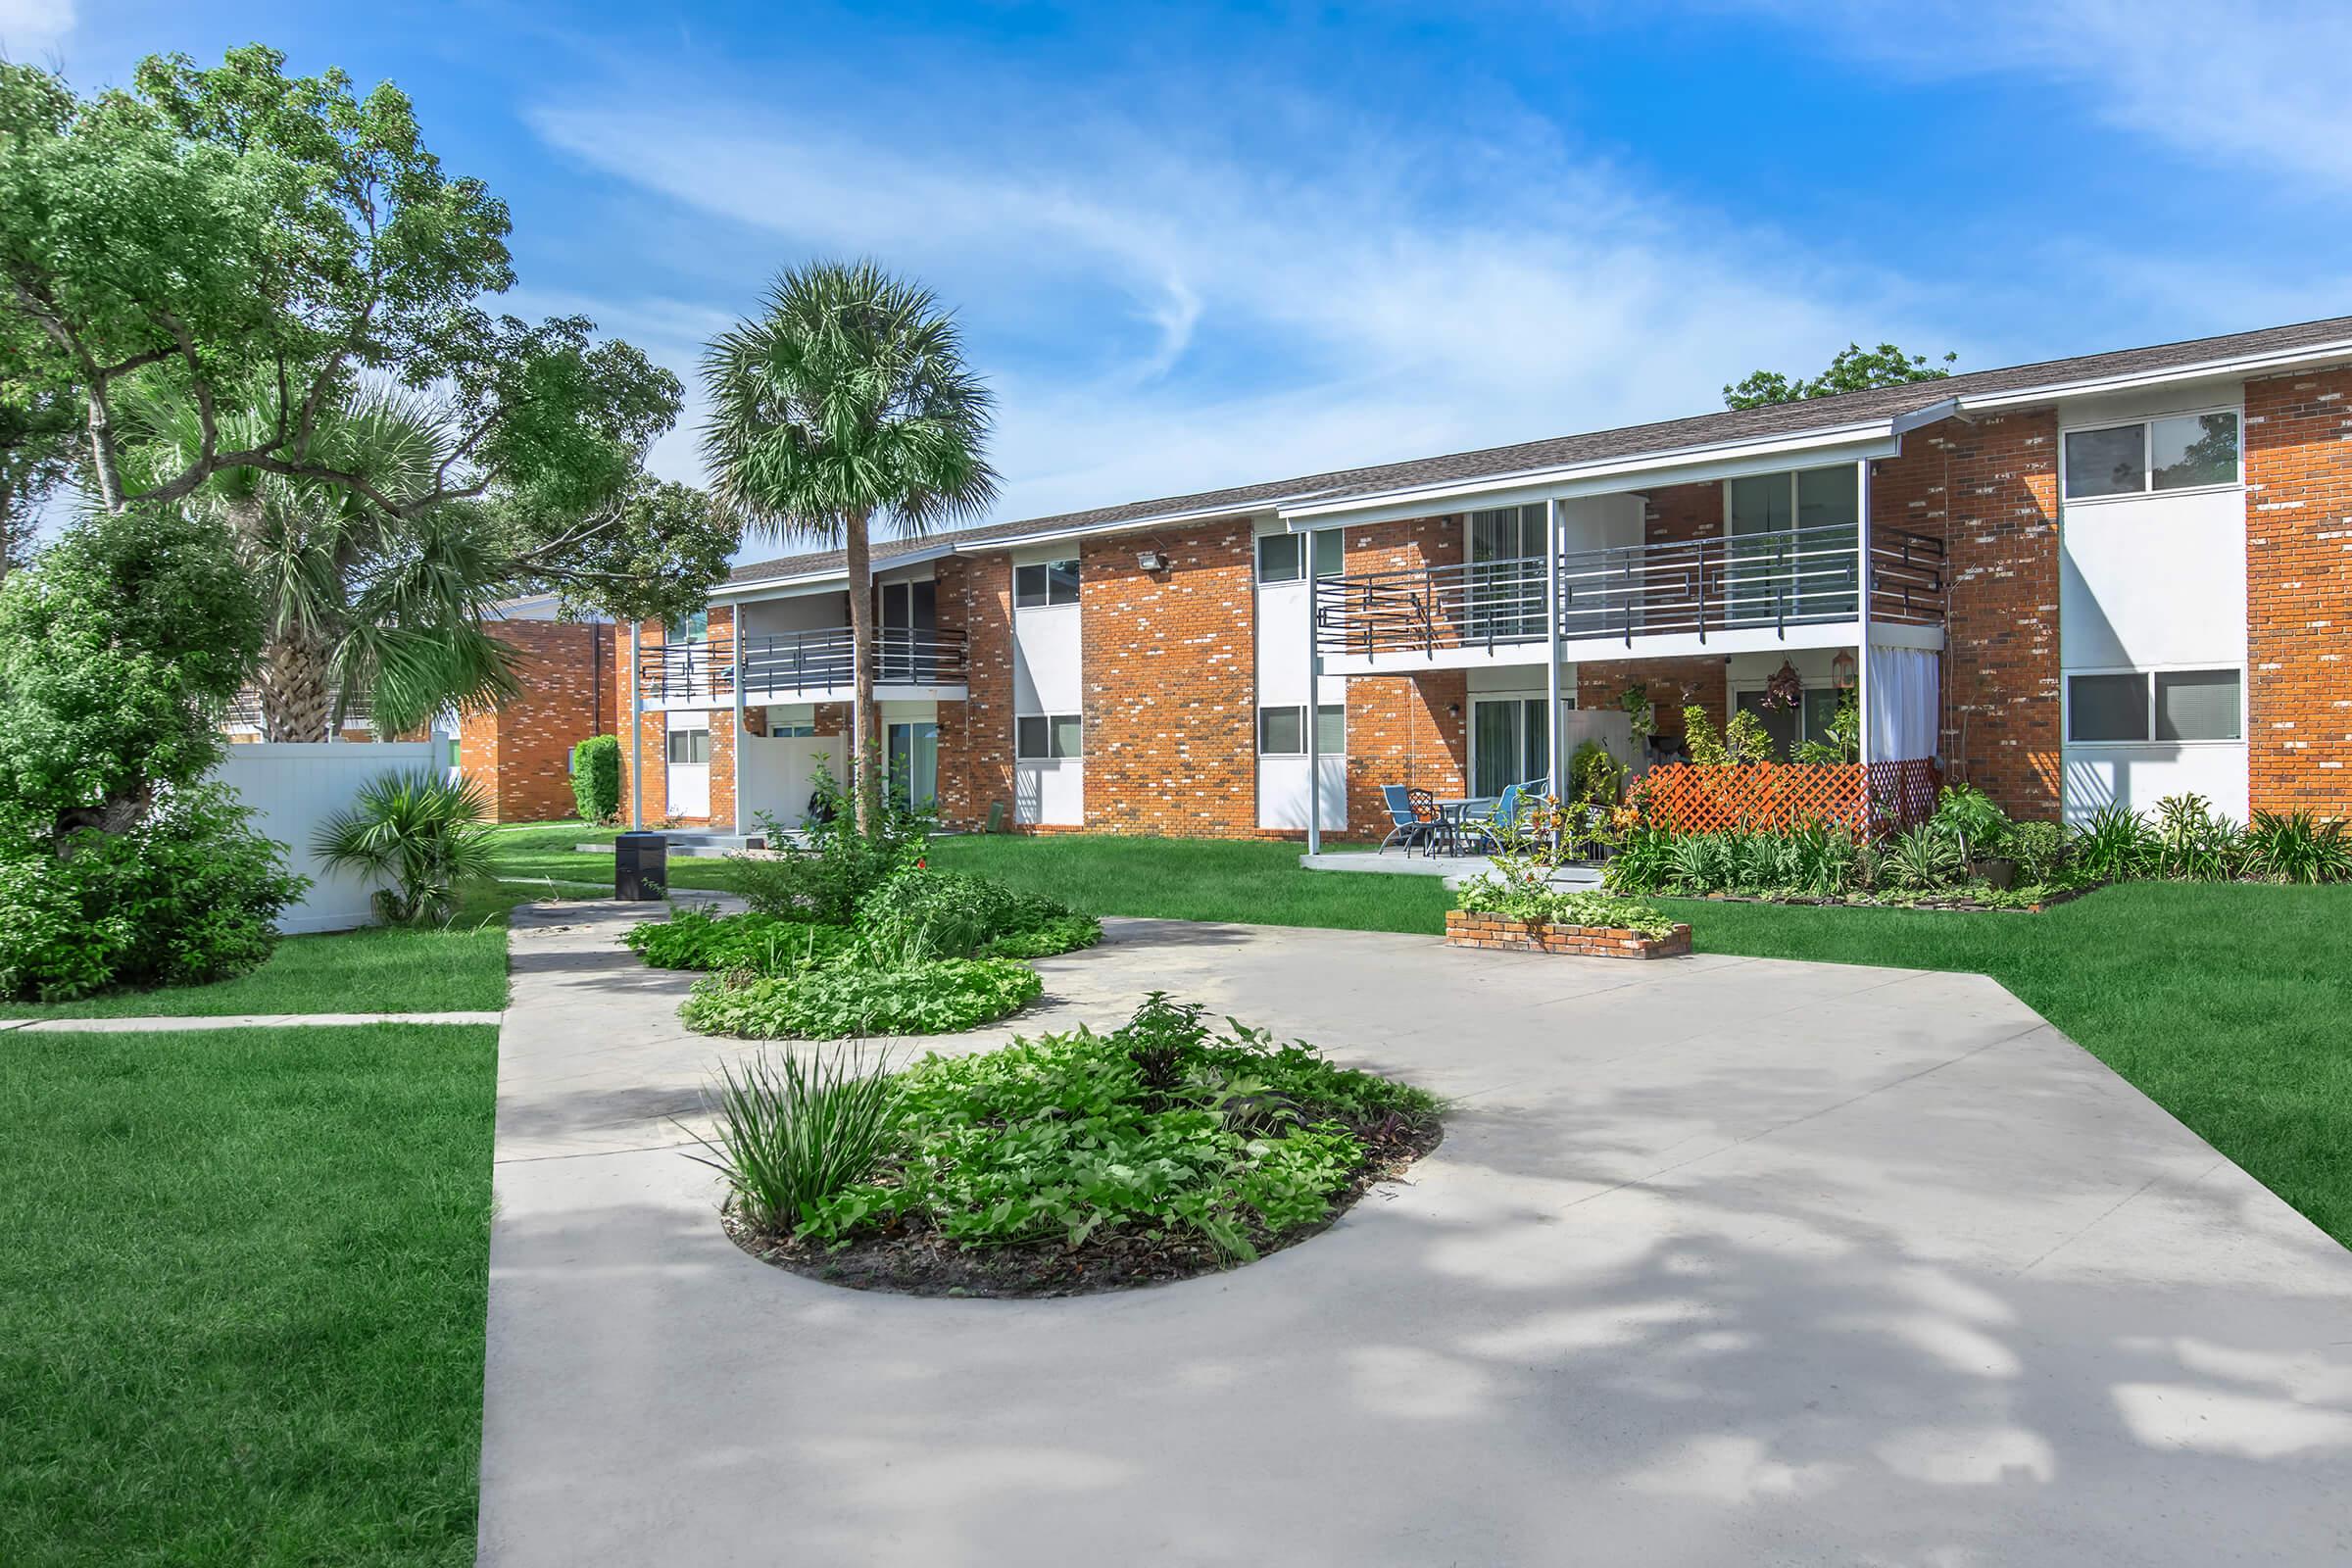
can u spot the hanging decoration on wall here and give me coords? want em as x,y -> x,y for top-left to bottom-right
1830,649 -> 1858,691
1763,660 -> 1805,710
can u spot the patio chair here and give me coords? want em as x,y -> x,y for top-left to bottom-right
1377,785 -> 1438,856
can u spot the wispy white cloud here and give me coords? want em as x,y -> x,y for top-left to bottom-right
1715,0 -> 2352,192
0,0 -> 74,56
527,83 -> 1956,529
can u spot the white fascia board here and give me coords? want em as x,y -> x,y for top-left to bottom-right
1955,341 -> 2352,413
713,541 -> 962,602
1279,423 -> 1904,529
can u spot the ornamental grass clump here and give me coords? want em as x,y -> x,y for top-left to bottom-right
684,1046 -> 900,1233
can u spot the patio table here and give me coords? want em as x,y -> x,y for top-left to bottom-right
1429,797 -> 1497,857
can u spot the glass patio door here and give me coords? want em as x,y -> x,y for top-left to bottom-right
1471,697 -> 1548,798
886,720 -> 939,811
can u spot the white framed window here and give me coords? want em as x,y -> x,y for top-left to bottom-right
1256,530 -> 1343,584
1015,713 -> 1082,759
1255,704 -> 1345,755
665,726 -> 711,764
2062,410 -> 2241,502
2065,667 -> 2242,744
1013,559 -> 1080,609
762,704 -> 817,738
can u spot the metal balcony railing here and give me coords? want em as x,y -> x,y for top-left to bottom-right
1311,524 -> 1946,658
636,626 -> 969,702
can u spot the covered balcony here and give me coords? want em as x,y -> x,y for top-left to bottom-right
636,625 -> 969,706
1313,521 -> 1945,669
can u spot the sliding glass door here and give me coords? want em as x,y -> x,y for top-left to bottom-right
1471,697 -> 1548,798
1467,504 -> 1546,643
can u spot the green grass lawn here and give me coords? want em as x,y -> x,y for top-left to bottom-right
0,1024 -> 498,1567
0,902 -> 514,1020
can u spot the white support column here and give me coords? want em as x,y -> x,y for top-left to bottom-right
1855,459 -> 1874,764
729,612 -> 747,834
1544,498 -> 1566,843
628,619 -> 644,831
1305,561 -> 1322,857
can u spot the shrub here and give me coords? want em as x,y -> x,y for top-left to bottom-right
0,787 -> 305,1001
1781,818 -> 1861,897
1931,784 -> 2012,861
1684,705 -> 1773,767
681,957 -> 1043,1039
2074,804 -> 2158,882
1452,876 -> 1679,937
857,865 -> 1094,962
1569,740 -> 1627,807
2151,793 -> 2243,882
570,735 -> 621,824
2242,810 -> 2352,885
2006,820 -> 2070,885
684,1046 -> 901,1233
1881,823 -> 1966,891
0,509 -> 300,1000
1601,823 -> 1676,894
979,914 -> 1102,959
625,906 -> 860,973
736,771 -> 929,923
312,768 -> 496,926
790,1002 -> 1442,1259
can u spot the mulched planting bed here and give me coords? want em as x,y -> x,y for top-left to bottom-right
721,1114 -> 1443,1298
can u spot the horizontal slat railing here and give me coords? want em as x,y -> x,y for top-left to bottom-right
1313,523 -> 1946,658
637,627 -> 969,702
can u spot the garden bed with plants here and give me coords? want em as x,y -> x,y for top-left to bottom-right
696,995 -> 1443,1297
624,782 -> 1102,1037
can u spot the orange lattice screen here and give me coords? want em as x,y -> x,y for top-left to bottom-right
1643,760 -> 1938,835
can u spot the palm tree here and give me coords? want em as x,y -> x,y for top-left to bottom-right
122,387 -> 520,740
701,261 -> 997,831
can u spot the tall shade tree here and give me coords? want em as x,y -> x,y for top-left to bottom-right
1724,343 -> 1958,409
702,261 -> 997,830
0,49 -> 734,614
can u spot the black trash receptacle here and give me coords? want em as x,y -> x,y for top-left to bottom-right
614,832 -> 667,901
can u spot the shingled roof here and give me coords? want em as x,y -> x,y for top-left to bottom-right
724,314 -> 2352,589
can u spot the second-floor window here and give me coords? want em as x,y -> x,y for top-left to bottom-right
1014,559 -> 1080,608
2063,412 -> 2241,501
1256,530 -> 1343,583
665,608 -> 709,644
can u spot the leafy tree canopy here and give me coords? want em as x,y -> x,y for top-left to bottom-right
0,46 -> 731,620
1724,342 -> 1959,410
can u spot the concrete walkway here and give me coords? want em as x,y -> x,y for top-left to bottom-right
0,1009 -> 501,1032
481,904 -> 2352,1566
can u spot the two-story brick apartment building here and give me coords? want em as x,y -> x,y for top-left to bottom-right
615,316 -> 2352,841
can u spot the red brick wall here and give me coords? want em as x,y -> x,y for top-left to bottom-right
1577,659 -> 1726,746
1924,411 -> 2062,819
936,554 -> 1015,831
1644,480 -> 1721,545
1077,519 -> 1258,837
456,619 -> 615,823
2246,368 -> 2352,814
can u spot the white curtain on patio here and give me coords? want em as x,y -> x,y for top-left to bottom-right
1867,645 -> 1938,761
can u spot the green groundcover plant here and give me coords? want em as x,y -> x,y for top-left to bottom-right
682,957 -> 1041,1039
626,906 -> 861,974
1451,877 -> 1679,938
699,994 -> 1443,1264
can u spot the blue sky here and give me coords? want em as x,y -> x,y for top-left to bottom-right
9,0 -> 2351,532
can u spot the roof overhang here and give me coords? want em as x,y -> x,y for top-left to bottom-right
1952,339 -> 2352,413
1277,420 -> 1905,529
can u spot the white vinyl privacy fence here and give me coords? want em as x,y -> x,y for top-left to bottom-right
215,742 -> 437,933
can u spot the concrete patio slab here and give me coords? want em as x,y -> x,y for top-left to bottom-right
479,904 -> 2352,1566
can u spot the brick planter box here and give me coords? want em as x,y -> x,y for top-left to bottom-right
1445,909 -> 1692,959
